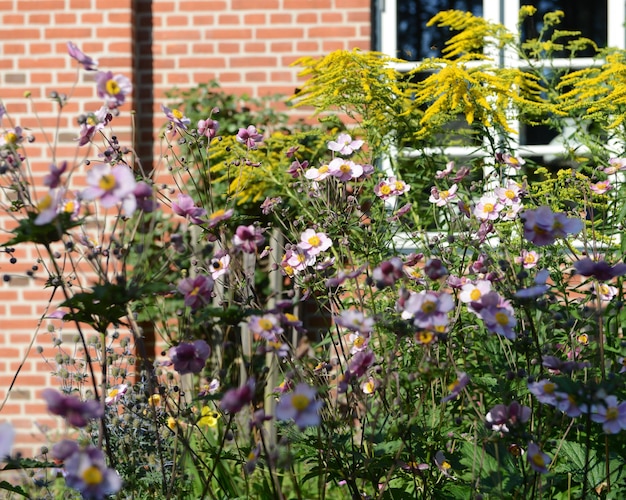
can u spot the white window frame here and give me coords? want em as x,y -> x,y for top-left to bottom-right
380,1 -> 626,249
381,0 -> 626,161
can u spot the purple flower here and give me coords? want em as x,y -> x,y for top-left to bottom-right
0,422 -> 14,460
401,290 -> 454,330
372,257 -> 404,289
104,384 -> 128,405
334,310 -> 374,333
515,269 -> 550,299
591,395 -> 626,434
35,188 -> 65,226
95,70 -> 132,109
441,372 -> 469,403
81,163 -> 137,215
233,225 -> 265,254
275,383 -> 323,429
485,401 -> 531,433
64,446 -> 122,499
327,133 -> 364,155
77,107 -> 110,146
348,349 -> 375,378
221,379 -> 255,414
527,442 -> 551,474
521,206 -> 583,246
423,258 -> 448,280
168,340 -> 210,375
51,439 -> 80,461
236,125 -> 263,149
162,104 -> 191,131
42,389 -> 103,428
67,41 -> 98,71
475,292 -> 517,340
574,258 -> 626,281
207,208 -> 234,228
197,117 -> 219,139
172,194 -> 206,224
133,181 -> 158,212
177,275 -> 214,310
44,161 -> 67,188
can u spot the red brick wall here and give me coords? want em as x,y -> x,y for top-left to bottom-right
0,0 -> 370,456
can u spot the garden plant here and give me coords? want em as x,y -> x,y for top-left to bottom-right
2,6 -> 626,499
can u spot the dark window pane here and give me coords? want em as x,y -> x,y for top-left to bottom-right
396,0 -> 483,60
521,0 -> 607,57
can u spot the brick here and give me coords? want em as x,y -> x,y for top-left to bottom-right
348,11 -> 371,22
0,29 -> 42,39
179,1 -> 226,9
270,42 -> 293,53
19,0 -> 65,9
45,27 -> 92,39
6,73 -> 26,84
297,41 -> 320,52
207,28 -> 252,40
283,0 -> 331,8
232,0 -> 278,9
321,12 -> 344,23
245,72 -> 267,82
218,14 -> 240,25
296,13 -> 318,23
218,43 -> 240,54
54,12 -> 77,24
256,28 -> 304,39
192,15 -> 215,26
309,26 -> 356,38
3,14 -> 24,23
231,56 -> 277,68
336,0 -> 369,6
82,12 -> 105,24
270,13 -> 292,24
108,11 -> 132,23
244,13 -> 266,25
244,42 -> 267,53
180,57 -> 226,68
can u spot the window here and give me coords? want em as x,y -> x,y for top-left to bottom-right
380,0 -> 626,155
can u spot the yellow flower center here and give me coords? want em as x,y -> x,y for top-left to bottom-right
318,165 -> 329,174
469,289 -> 482,301
606,407 -> 619,420
108,388 -> 119,399
421,301 -> 436,314
308,235 -> 321,247
190,286 -> 200,296
148,394 -> 161,406
37,194 -> 53,211
258,318 -> 273,331
495,311 -> 510,326
599,284 -> 610,295
531,453 -> 545,468
447,380 -> 459,391
291,394 -> 310,411
577,333 -> 589,345
353,336 -> 365,348
4,132 -> 18,145
543,382 -> 555,394
380,185 -> 391,195
524,254 -> 536,264
440,190 -> 450,199
98,174 -> 116,191
87,116 -> 98,126
483,203 -> 495,213
285,313 -> 298,322
105,79 -> 120,95
339,163 -> 351,173
82,465 -> 103,486
394,181 -> 404,191
167,416 -> 177,430
505,189 -> 515,199
64,201 -> 75,213
416,331 -> 434,344
363,380 -> 375,394
172,109 -> 184,120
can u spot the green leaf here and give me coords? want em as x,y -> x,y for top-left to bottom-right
0,481 -> 28,497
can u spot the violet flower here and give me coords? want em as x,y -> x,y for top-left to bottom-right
64,446 -> 122,499
95,70 -> 132,109
233,225 -> 265,254
172,194 -> 206,224
236,125 -> 263,149
42,389 -> 103,428
44,161 -> 67,188
168,340 -> 210,375
275,383 -> 323,429
527,442 -> 551,474
162,104 -> 191,131
177,275 -> 214,310
485,401 -> 531,433
372,257 -> 404,289
0,422 -> 14,460
221,379 -> 255,414
81,163 -> 137,215
521,206 -> 583,246
327,133 -> 364,155
133,181 -> 158,213
573,258 -> 626,281
67,41 -> 98,71
197,117 -> 219,139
